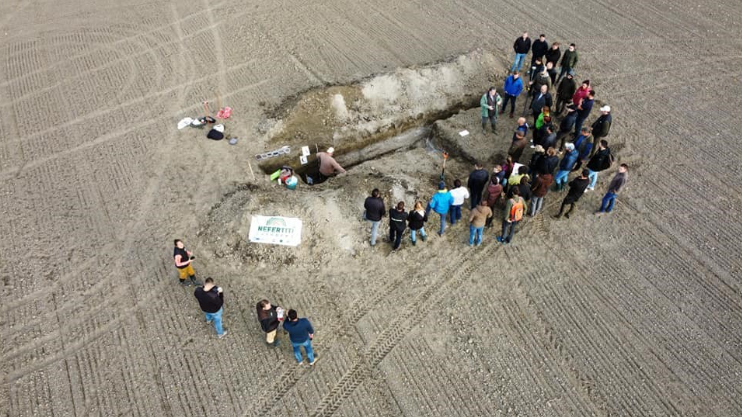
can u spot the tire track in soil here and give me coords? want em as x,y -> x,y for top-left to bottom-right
308,240 -> 500,416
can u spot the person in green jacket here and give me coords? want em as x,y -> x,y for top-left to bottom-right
480,87 -> 502,134
556,43 -> 579,84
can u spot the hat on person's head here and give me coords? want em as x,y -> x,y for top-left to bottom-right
327,147 -> 335,154
438,181 -> 446,190
534,145 -> 545,153
565,142 -> 575,151
600,105 -> 611,112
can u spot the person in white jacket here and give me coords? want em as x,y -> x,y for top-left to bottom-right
448,179 -> 470,226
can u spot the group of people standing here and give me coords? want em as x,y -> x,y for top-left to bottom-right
174,241 -> 318,365
365,30 -> 629,249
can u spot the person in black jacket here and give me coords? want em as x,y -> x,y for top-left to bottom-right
256,299 -> 283,347
407,201 -> 428,245
585,140 -> 613,191
194,278 -> 226,338
511,32 -> 531,73
536,147 -> 560,176
554,169 -> 590,219
529,34 -> 549,77
467,162 -> 489,209
545,42 -> 561,69
363,188 -> 386,247
555,71 -> 576,114
517,177 -> 532,202
530,85 -> 553,125
591,105 -> 613,152
389,201 -> 408,251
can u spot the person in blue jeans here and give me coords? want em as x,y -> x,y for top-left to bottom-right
448,179 -> 469,226
194,278 -> 227,339
585,140 -> 612,191
596,164 -> 628,214
554,142 -> 579,190
426,181 -> 454,236
468,201 -> 492,246
407,201 -> 428,245
363,188 -> 386,246
511,32 -> 531,72
283,309 -> 316,365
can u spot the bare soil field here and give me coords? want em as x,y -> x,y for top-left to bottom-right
2,0 -> 742,416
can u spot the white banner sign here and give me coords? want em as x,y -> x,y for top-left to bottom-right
248,216 -> 302,246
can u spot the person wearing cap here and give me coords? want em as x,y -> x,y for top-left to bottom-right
448,179 -> 470,226
317,147 -> 346,179
511,32 -> 531,73
425,181 -> 454,236
480,87 -> 502,133
467,162 -> 489,209
596,164 -> 628,215
501,71 -> 524,118
573,89 -> 595,138
554,169 -> 590,219
591,105 -> 613,155
363,188 -> 386,247
557,43 -> 579,84
554,142 -> 579,191
556,70 -> 577,114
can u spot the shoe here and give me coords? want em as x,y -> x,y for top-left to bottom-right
565,213 -> 571,219
509,113 -> 514,118
411,240 -> 416,246
218,331 -> 228,339
476,242 -> 482,247
584,188 -> 593,192
553,214 -> 562,219
438,232 -> 443,237
298,361 -> 304,366
206,319 -> 213,324
180,280 -> 189,286
421,234 -> 427,241
496,236 -> 504,243
503,240 -> 511,245
594,211 -> 604,216
309,358 -> 317,366
189,276 -> 201,286
468,243 -> 473,247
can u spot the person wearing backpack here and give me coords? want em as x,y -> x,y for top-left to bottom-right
497,187 -> 527,244
585,140 -> 613,191
596,164 -> 629,215
554,169 -> 590,219
407,201 -> 428,245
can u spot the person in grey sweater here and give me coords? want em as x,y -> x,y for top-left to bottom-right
596,164 -> 628,214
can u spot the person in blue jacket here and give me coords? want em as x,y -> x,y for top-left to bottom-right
573,127 -> 594,162
425,181 -> 454,236
554,142 -> 579,191
500,71 -> 524,119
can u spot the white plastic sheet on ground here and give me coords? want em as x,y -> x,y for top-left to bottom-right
248,216 -> 302,246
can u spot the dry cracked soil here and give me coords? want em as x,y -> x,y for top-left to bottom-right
1,0 -> 742,416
